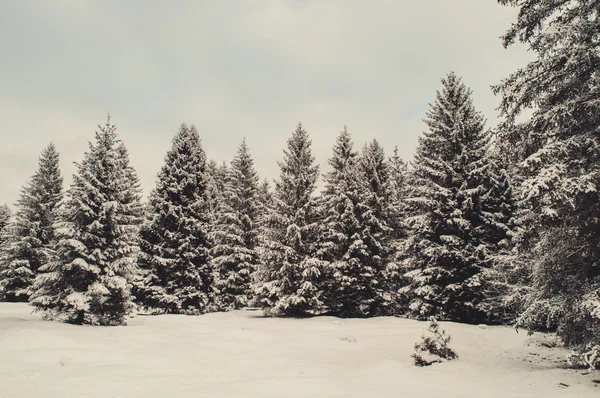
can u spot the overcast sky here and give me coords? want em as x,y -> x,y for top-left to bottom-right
0,0 -> 531,207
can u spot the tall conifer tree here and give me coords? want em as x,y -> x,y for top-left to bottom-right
210,138 -> 261,310
401,73 -> 512,323
494,0 -> 600,346
317,129 -> 395,316
135,124 -> 214,315
30,117 -> 143,325
0,144 -> 63,302
254,123 -> 325,316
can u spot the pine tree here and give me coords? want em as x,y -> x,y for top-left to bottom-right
358,140 -> 398,314
29,117 -> 143,325
494,0 -> 600,346
477,149 -> 524,323
135,123 -> 214,315
254,122 -> 326,316
316,128 -> 394,317
0,144 -> 63,302
210,138 -> 261,310
401,72 -> 512,323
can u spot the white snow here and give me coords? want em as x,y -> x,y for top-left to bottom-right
0,303 -> 597,397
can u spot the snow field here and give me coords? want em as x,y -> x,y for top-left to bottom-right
1,303 -> 597,398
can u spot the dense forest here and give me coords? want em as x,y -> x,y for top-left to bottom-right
0,0 -> 598,369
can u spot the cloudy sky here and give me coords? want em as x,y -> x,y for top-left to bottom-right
0,0 -> 530,207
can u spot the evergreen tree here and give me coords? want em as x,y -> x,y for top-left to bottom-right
210,138 -> 261,310
317,128 -> 394,317
358,140 -> 398,314
254,122 -> 325,316
0,144 -> 63,302
494,0 -> 600,345
135,124 -> 214,315
477,150 -> 524,323
29,117 -> 143,325
401,73 -> 512,323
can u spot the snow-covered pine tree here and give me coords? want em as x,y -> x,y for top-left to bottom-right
401,72 -> 512,323
29,116 -> 143,325
357,139 -> 399,314
477,149 -> 526,324
250,178 -> 274,306
210,138 -> 260,310
386,146 -> 411,287
135,124 -> 214,315
254,122 -> 326,316
0,144 -> 63,302
494,0 -> 600,346
316,128 -> 393,317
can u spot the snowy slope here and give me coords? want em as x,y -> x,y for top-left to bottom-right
0,303 -> 597,398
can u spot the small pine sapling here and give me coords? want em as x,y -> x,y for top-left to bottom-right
412,317 -> 458,367
567,344 -> 600,373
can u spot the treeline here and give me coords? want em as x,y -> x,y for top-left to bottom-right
0,0 -> 598,361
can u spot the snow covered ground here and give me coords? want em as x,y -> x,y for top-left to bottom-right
0,303 -> 597,397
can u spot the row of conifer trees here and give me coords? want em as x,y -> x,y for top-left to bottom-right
0,73 -> 514,326
1,0 -> 599,358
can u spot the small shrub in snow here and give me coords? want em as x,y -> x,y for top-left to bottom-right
566,344 -> 600,372
412,317 -> 458,367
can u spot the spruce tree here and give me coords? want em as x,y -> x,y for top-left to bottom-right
358,140 -> 398,314
210,138 -> 260,310
0,144 -> 63,302
135,124 -> 214,315
254,122 -> 325,316
494,0 -> 600,345
401,72 -> 512,323
29,117 -> 143,325
316,128 -> 393,317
